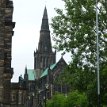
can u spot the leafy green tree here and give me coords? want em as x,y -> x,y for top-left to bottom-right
51,0 -> 107,70
47,93 -> 67,107
51,0 -> 107,106
47,99 -> 53,107
100,62 -> 107,105
54,66 -> 96,106
47,91 -> 88,107
67,90 -> 88,107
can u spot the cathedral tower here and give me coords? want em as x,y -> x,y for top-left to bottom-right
0,0 -> 15,106
34,7 -> 56,76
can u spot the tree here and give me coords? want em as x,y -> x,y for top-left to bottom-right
47,93 -> 67,107
51,0 -> 107,71
100,62 -> 107,105
54,64 -> 96,106
67,90 -> 88,107
47,91 -> 88,107
51,0 -> 107,106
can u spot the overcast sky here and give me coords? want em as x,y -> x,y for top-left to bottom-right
11,0 -> 70,82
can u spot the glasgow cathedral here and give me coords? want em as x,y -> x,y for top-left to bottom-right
0,0 -> 68,107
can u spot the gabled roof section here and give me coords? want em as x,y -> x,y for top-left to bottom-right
40,63 -> 56,78
40,57 -> 67,78
58,56 -> 67,65
27,69 -> 36,81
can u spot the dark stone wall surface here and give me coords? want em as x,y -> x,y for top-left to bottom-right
0,0 -> 15,106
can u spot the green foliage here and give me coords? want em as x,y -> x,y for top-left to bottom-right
67,90 -> 88,107
100,63 -> 107,105
47,93 -> 67,107
51,0 -> 107,106
47,91 -> 88,107
51,0 -> 107,71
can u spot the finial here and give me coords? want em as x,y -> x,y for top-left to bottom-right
25,65 -> 27,73
25,65 -> 27,69
61,52 -> 65,57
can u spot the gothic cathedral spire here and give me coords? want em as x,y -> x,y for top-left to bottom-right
34,6 -> 56,73
38,6 -> 52,53
41,6 -> 49,30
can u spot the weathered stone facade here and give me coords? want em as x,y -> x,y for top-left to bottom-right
0,0 -> 15,106
11,81 -> 27,107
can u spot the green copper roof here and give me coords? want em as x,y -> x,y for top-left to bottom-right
27,63 -> 56,80
40,63 -> 56,78
27,69 -> 36,80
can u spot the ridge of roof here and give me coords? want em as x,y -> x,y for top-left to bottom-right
40,63 -> 56,78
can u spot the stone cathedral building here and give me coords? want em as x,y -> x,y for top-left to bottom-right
0,0 -> 68,107
23,7 -> 68,107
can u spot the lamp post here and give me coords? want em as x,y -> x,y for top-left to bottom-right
28,95 -> 31,107
44,84 -> 49,107
43,96 -> 46,107
96,0 -> 100,107
37,90 -> 41,107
